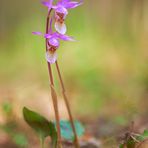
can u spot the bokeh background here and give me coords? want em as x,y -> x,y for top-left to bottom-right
0,0 -> 148,147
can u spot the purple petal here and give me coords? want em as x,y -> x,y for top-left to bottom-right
58,0 -> 83,9
48,38 -> 59,47
42,2 -> 50,7
49,17 -> 53,33
32,32 -> 43,36
62,0 -> 71,2
45,51 -> 57,64
42,0 -> 53,10
44,34 -> 52,38
65,1 -> 83,9
55,6 -> 68,16
57,0 -> 70,5
56,33 -> 75,41
52,5 -> 58,9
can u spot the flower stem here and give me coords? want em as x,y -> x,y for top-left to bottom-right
40,137 -> 44,148
46,10 -> 62,148
47,63 -> 62,148
55,61 -> 80,148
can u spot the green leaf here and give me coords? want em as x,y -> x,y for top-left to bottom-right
126,138 -> 136,148
2,101 -> 12,115
12,133 -> 28,147
23,107 -> 57,146
137,130 -> 148,141
142,130 -> 148,138
119,144 -> 124,148
57,120 -> 85,141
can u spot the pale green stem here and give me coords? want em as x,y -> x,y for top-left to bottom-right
40,137 -> 44,148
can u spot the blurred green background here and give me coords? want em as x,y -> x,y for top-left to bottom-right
0,0 -> 148,147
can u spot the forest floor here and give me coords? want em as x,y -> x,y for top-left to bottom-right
0,87 -> 147,148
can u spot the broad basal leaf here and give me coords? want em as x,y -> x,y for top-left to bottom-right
56,120 -> 85,141
23,107 -> 57,145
